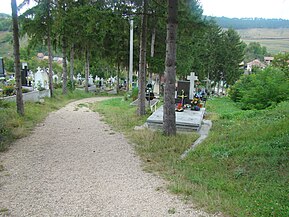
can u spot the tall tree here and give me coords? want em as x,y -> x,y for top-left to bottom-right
137,0 -> 148,116
11,0 -> 24,115
20,0 -> 55,96
163,0 -> 178,136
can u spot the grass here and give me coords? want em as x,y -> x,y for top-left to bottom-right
93,97 -> 289,217
0,88 -> 96,151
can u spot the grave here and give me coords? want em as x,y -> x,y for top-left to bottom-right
176,80 -> 190,104
34,67 -> 49,90
147,72 -> 204,132
0,57 -> 5,78
88,74 -> 94,86
146,106 -> 205,132
21,63 -> 28,86
187,72 -> 198,99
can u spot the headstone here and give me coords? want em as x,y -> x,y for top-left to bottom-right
88,74 -> 94,86
0,58 -> 4,78
53,74 -> 59,83
21,63 -> 28,86
187,72 -> 198,99
176,81 -> 190,104
27,70 -> 34,87
34,67 -> 49,90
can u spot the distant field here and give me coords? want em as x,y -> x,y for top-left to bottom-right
236,28 -> 289,54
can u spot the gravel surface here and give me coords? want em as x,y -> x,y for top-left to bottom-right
0,97 -> 217,217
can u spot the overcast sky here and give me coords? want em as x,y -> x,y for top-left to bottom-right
1,0 -> 289,19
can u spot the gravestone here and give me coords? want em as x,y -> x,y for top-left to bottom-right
53,74 -> 59,83
0,57 -> 5,78
21,63 -> 28,86
176,81 -> 190,104
34,67 -> 49,90
88,74 -> 94,86
77,73 -> 82,85
187,72 -> 198,99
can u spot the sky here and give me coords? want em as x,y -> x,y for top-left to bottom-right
0,0 -> 289,20
199,0 -> 289,19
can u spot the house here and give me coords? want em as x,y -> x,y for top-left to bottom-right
264,56 -> 274,65
245,59 -> 266,74
37,53 -> 44,59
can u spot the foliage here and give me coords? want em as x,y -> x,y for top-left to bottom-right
0,16 -> 11,31
272,52 -> 289,77
244,42 -> 269,62
229,67 -> 289,110
94,97 -> 289,217
67,79 -> 76,91
131,87 -> 138,101
2,85 -> 15,96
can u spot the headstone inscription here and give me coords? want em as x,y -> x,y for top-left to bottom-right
0,57 -> 5,78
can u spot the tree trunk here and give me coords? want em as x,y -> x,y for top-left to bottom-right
163,0 -> 178,136
11,0 -> 24,116
70,44 -> 75,90
149,25 -> 156,82
47,30 -> 53,97
85,48 -> 89,93
62,37 -> 68,94
117,61 -> 120,94
137,0 -> 148,116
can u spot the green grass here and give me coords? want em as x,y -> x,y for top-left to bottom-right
93,97 -> 289,217
0,89 -> 96,151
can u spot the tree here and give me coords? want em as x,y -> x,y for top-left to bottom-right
11,0 -> 24,115
244,42 -> 268,62
163,0 -> 178,136
137,0 -> 148,116
20,0 -> 55,96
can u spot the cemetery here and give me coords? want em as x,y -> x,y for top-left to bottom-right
146,72 -> 207,132
0,1 -> 288,216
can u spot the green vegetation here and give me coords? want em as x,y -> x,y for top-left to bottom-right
0,89 -> 95,151
93,97 -> 289,217
229,67 -> 289,110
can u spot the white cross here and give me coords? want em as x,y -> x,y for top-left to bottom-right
37,66 -> 42,72
187,72 -> 198,99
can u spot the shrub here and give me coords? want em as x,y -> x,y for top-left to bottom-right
3,85 -> 15,96
67,80 -> 76,91
131,87 -> 138,101
229,67 -> 289,110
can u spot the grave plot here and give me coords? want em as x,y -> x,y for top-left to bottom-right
146,106 -> 205,132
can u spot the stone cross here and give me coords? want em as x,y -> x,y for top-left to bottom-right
37,66 -> 42,72
187,72 -> 198,99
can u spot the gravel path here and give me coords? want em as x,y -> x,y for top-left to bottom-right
0,97 -> 215,217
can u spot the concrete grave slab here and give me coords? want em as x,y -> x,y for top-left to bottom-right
146,106 -> 205,132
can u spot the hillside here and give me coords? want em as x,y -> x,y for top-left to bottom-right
236,28 -> 289,54
208,17 -> 289,54
211,16 -> 289,29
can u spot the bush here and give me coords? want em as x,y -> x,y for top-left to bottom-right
131,87 -> 138,101
229,67 -> 289,110
3,85 -> 15,96
67,80 -> 76,91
